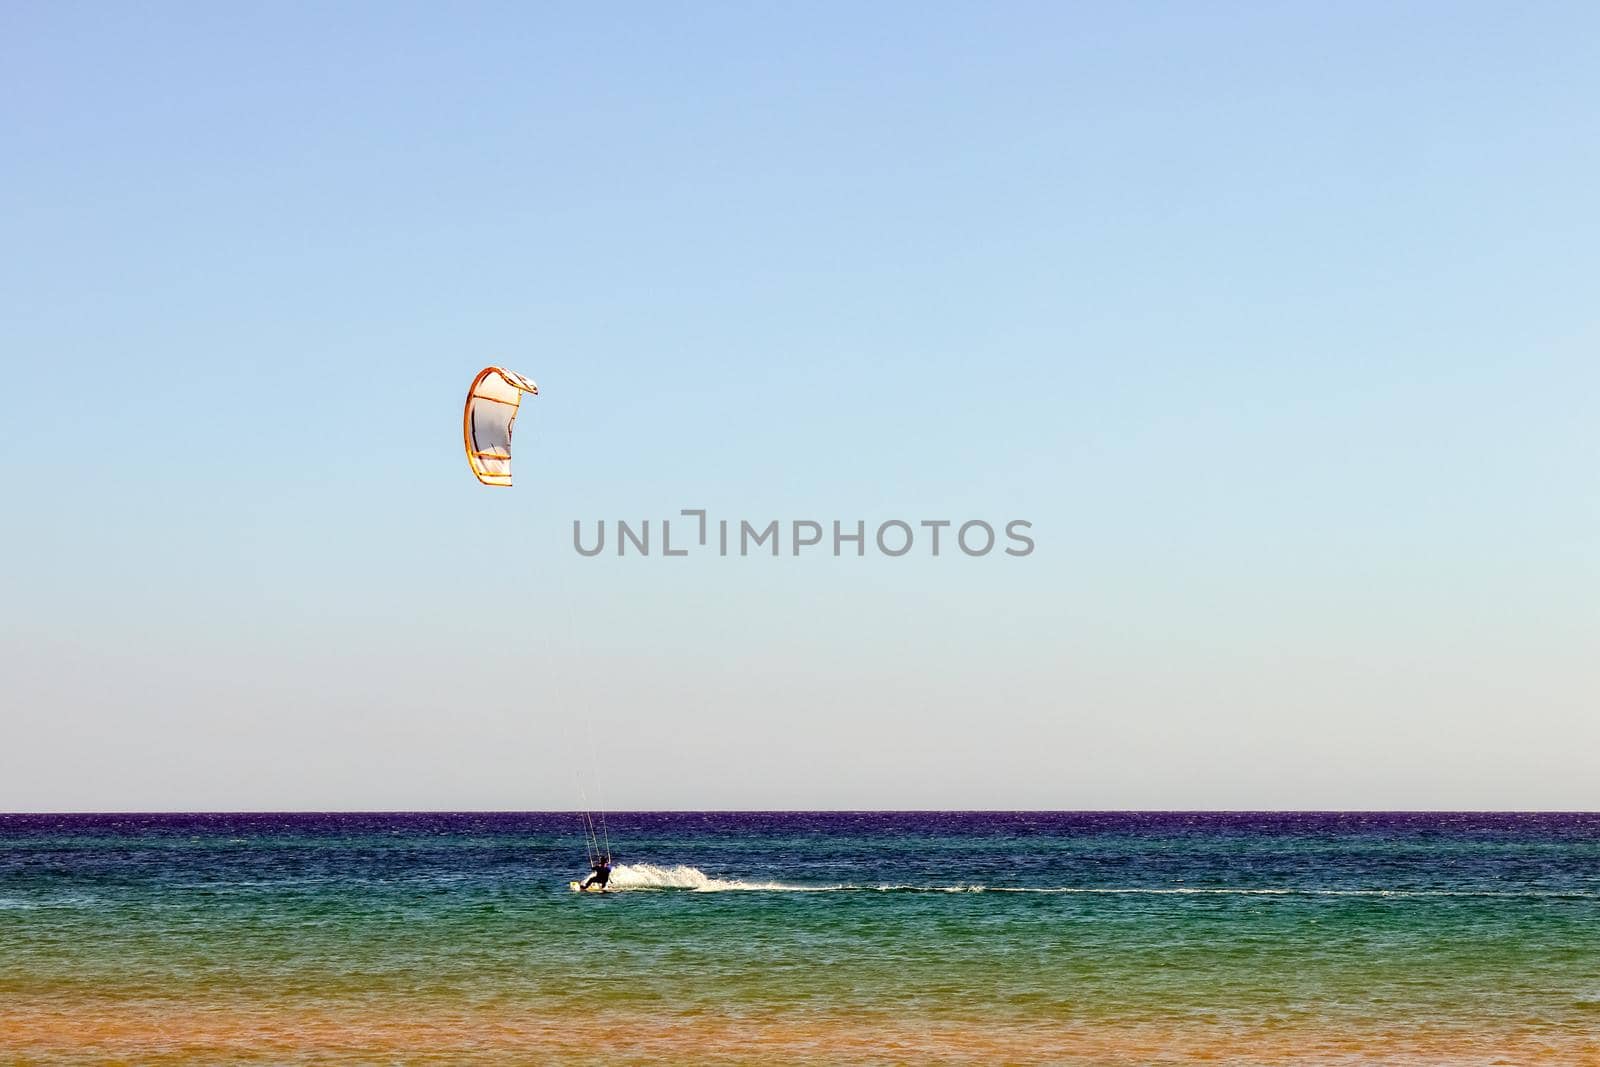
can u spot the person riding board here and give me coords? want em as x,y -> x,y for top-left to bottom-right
579,855 -> 613,890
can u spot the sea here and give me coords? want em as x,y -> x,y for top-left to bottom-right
2,811 -> 1597,1064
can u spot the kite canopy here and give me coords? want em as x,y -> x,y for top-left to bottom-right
463,367 -> 539,486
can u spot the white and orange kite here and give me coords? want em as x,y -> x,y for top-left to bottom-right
462,366 -> 539,486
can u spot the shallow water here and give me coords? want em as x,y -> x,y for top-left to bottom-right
2,812 -> 1597,1063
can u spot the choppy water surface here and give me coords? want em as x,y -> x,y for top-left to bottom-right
2,812 -> 1597,1064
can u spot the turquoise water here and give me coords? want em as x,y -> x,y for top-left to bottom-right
2,812 -> 1598,1063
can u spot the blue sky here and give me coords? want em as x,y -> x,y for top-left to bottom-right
2,3 -> 1596,810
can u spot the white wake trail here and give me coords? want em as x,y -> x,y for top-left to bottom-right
591,866 -> 1597,900
604,863 -> 824,892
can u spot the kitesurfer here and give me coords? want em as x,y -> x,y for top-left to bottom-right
580,856 -> 613,890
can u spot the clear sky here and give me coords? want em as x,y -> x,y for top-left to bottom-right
2,2 -> 1596,811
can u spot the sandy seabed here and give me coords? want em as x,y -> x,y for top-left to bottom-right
5,997 -> 1598,1065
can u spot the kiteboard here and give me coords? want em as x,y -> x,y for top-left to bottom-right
569,881 -> 609,894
